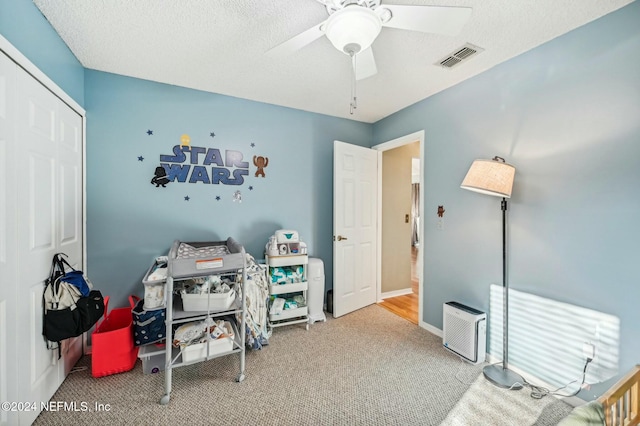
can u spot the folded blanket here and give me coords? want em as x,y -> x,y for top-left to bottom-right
557,401 -> 605,426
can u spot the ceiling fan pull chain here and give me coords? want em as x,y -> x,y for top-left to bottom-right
350,52 -> 357,114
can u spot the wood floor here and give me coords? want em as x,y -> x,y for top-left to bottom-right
377,246 -> 419,324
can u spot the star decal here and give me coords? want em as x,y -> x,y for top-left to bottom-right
147,130 -> 153,135
250,143 -> 255,148
248,186 -> 254,191
215,196 -> 221,201
210,132 -> 215,138
184,196 -> 190,201
138,156 -> 144,162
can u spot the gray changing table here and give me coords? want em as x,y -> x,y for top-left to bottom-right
159,238 -> 247,405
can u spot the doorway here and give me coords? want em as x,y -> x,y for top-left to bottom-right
373,132 -> 424,326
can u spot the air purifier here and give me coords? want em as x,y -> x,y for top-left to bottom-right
442,301 -> 486,364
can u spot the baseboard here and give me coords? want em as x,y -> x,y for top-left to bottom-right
485,353 -> 587,407
420,321 -> 443,338
380,288 -> 413,300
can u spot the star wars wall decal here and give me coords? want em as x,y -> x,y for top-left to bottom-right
143,131 -> 269,202
158,143 -> 249,185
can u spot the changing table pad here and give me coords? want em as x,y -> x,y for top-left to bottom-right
169,238 -> 245,279
177,243 -> 230,259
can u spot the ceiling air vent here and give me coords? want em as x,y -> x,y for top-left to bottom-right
437,43 -> 484,68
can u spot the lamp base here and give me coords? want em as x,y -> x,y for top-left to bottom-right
483,364 -> 524,390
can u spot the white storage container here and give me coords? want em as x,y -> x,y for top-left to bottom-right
181,336 -> 234,362
180,288 -> 236,312
269,306 -> 308,322
138,343 -> 166,374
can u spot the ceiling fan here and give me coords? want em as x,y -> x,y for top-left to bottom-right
266,0 -> 472,81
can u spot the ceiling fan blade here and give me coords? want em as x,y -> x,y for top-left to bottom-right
265,20 -> 327,57
355,47 -> 377,81
381,5 -> 472,36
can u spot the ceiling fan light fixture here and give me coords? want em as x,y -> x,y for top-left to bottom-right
325,7 -> 382,55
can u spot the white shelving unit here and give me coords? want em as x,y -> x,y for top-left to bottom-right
266,254 -> 309,330
159,238 -> 246,405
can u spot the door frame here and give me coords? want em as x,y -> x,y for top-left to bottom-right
372,130 -> 425,328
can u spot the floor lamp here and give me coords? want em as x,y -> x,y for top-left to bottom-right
460,156 -> 523,389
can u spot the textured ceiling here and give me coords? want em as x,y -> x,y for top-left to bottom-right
34,0 -> 634,123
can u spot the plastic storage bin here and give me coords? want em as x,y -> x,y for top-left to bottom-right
92,296 -> 139,378
181,335 -> 235,362
138,343 -> 166,374
180,288 -> 236,312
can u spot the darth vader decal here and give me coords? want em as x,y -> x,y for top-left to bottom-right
151,165 -> 170,187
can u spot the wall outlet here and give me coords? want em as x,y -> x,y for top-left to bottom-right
437,218 -> 444,230
583,342 -> 595,360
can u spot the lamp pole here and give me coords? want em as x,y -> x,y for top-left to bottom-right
502,197 -> 509,371
482,196 -> 523,389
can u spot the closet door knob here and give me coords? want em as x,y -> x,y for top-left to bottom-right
336,235 -> 348,241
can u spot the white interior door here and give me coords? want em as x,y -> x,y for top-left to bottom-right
333,141 -> 378,317
0,50 -> 19,426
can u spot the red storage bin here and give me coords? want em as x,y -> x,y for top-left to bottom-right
91,296 -> 139,378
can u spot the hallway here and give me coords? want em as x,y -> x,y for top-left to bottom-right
377,246 -> 419,324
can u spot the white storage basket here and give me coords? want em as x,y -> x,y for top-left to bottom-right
180,288 -> 236,312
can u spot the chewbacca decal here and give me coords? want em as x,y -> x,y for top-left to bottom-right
253,155 -> 269,178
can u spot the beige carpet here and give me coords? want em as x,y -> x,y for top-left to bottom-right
33,305 -> 571,425
441,372 -> 564,426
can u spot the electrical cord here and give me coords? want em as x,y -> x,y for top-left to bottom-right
521,357 -> 593,399
455,357 -> 592,400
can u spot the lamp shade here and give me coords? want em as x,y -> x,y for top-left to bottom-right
460,158 -> 515,198
325,7 -> 382,54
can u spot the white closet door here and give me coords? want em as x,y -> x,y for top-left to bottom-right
56,92 -> 84,378
0,50 -> 19,426
14,57 -> 83,425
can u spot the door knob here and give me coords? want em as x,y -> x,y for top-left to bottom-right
336,235 -> 348,241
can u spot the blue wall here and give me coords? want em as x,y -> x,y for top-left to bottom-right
373,1 -> 640,396
84,70 -> 371,306
0,0 -> 84,106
